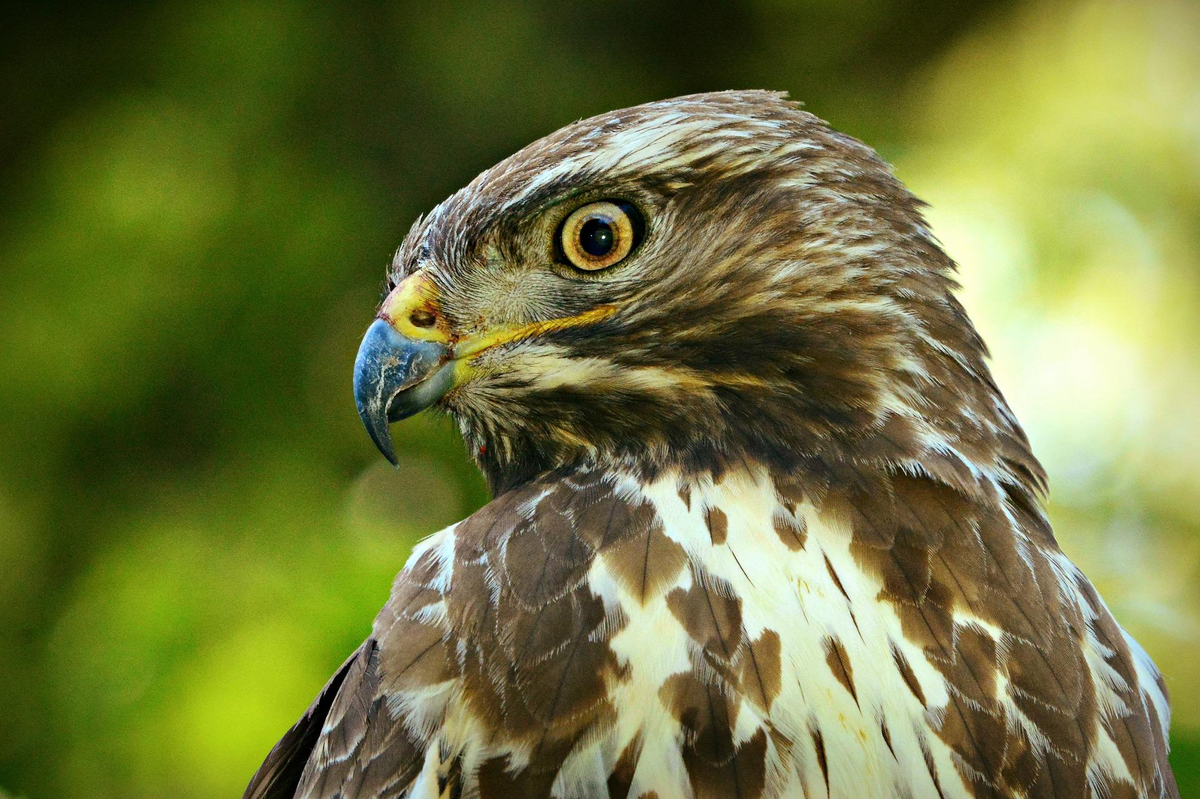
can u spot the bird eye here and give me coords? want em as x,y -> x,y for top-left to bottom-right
557,201 -> 643,271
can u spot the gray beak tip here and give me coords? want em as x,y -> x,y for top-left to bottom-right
353,318 -> 451,464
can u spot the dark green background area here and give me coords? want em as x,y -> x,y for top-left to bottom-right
2,2 -> 1197,796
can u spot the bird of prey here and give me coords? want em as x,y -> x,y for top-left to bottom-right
245,91 -> 1177,799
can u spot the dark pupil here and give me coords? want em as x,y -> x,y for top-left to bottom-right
579,217 -> 615,257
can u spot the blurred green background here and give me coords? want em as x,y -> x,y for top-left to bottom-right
2,1 -> 1198,796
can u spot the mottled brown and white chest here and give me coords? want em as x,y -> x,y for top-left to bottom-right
364,466 -> 1171,799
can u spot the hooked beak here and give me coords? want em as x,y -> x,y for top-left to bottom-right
353,270 -> 621,465
353,273 -> 454,466
353,319 -> 454,465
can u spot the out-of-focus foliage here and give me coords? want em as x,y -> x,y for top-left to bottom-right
1,1 -> 1196,796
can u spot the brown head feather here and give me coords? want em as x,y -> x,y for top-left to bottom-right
389,91 -> 1043,499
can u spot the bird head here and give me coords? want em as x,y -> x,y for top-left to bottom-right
355,91 -> 1035,494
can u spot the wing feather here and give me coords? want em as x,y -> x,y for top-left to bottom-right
243,642 -> 373,799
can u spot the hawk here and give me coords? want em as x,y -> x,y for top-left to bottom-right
245,91 -> 1177,798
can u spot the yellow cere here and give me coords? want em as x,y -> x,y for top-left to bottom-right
379,272 -> 447,342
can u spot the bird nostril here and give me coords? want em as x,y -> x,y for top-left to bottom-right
409,308 -> 437,328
